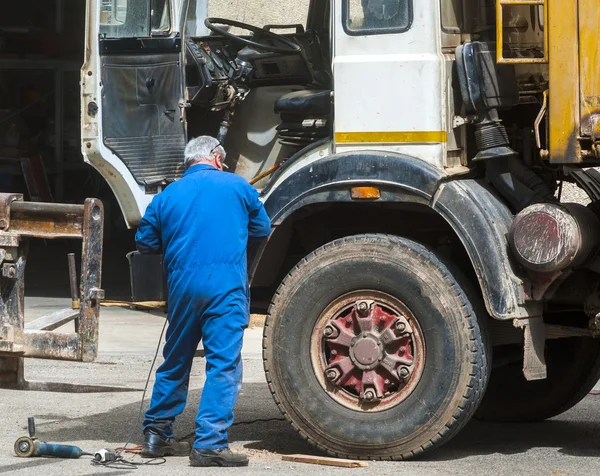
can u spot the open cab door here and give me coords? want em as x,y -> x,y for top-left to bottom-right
81,0 -> 188,227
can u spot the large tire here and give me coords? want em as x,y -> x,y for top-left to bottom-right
263,234 -> 490,460
476,336 -> 600,422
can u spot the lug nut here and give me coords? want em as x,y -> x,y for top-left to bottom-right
398,367 -> 410,379
395,321 -> 406,333
2,263 -> 16,279
363,390 -> 376,401
323,324 -> 339,339
331,350 -> 337,357
357,302 -> 369,316
326,369 -> 339,382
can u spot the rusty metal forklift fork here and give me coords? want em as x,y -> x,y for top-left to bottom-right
0,193 -> 104,389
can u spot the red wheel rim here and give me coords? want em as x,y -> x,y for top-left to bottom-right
311,291 -> 426,412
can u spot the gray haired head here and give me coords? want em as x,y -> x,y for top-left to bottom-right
184,136 -> 226,169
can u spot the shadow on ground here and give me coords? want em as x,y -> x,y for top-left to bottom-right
432,416 -> 600,460
13,377 -> 600,462
15,383 -> 316,457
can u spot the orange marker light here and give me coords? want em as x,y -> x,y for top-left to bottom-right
350,187 -> 381,200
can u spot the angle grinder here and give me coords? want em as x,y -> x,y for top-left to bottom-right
14,417 -> 90,459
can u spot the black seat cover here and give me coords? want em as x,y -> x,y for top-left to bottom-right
274,90 -> 331,115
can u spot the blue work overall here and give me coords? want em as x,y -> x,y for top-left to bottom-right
135,164 -> 271,450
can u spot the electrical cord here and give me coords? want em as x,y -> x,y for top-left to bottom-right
90,455 -> 166,469
232,417 -> 286,425
120,317 -> 168,456
177,417 -> 286,443
92,318 -> 168,469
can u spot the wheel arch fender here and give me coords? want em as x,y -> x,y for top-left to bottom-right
252,151 -> 541,320
430,178 -> 541,319
262,151 -> 442,225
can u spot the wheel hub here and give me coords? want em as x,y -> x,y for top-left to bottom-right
322,299 -> 419,404
350,334 -> 383,370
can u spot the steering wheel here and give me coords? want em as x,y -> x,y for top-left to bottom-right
204,18 -> 302,55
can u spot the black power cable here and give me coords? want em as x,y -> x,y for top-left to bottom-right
177,417 -> 286,443
91,454 -> 166,469
92,318 -> 169,469
120,318 -> 169,455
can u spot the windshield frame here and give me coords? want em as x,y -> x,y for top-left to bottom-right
185,0 -> 310,38
99,0 -> 173,38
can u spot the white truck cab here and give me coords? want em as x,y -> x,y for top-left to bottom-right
82,0 -> 456,227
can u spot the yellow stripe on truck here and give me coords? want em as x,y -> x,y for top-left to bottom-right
335,131 -> 448,144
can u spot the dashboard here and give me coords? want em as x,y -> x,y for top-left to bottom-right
185,39 -> 238,108
185,36 -> 312,109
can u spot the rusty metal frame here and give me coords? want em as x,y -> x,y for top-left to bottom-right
496,0 -> 549,64
0,194 -> 104,388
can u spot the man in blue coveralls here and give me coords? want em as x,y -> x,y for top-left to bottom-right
135,136 -> 271,467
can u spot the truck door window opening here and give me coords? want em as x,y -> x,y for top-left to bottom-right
100,0 -> 128,25
99,0 -> 171,38
343,0 -> 412,36
151,0 -> 171,35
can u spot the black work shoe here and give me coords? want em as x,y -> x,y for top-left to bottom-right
189,447 -> 249,467
141,431 -> 191,458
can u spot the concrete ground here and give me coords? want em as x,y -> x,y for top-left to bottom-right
1,298 -> 600,476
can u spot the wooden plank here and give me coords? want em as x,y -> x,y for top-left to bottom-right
101,300 -> 166,310
25,308 -> 78,331
282,454 -> 368,468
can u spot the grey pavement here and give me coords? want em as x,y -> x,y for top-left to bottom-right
1,297 -> 600,475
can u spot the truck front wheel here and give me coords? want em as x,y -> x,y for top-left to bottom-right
263,234 -> 490,460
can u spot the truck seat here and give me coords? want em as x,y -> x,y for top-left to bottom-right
274,90 -> 331,115
274,89 -> 332,148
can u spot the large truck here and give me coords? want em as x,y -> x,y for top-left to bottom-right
3,0 -> 600,461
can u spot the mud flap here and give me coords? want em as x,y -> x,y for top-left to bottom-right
514,317 -> 547,381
